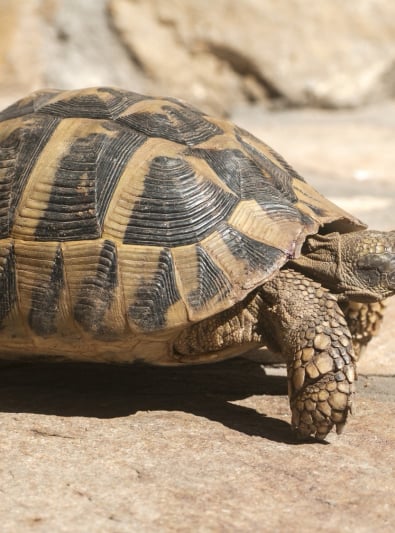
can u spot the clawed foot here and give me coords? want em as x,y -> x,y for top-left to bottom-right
260,268 -> 360,441
290,368 -> 355,440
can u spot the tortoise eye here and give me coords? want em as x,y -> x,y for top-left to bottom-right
357,253 -> 394,273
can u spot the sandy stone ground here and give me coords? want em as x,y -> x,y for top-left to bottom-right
0,104 -> 394,532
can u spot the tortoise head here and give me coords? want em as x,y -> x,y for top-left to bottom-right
293,230 -> 395,302
339,230 -> 395,301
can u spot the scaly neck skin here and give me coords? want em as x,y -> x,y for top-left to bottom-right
291,230 -> 395,302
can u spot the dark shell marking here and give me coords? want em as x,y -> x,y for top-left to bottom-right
0,242 -> 16,323
0,87 -> 364,356
0,115 -> 61,237
128,248 -> 181,332
74,240 -> 118,335
187,245 -> 233,311
123,155 -> 238,247
29,245 -> 64,336
35,126 -> 146,241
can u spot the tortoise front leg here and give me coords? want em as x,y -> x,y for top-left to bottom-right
260,269 -> 357,440
339,300 -> 386,359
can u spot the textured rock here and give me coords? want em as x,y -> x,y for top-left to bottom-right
41,0 -> 145,92
0,0 -> 43,101
1,0 -> 395,114
0,0 -> 145,110
0,360 -> 394,532
109,0 -> 395,111
107,0 -> 270,114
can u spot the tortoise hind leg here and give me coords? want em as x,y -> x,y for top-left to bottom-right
259,269 -> 356,440
339,300 -> 386,359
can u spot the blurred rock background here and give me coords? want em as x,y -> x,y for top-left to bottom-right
1,0 -> 395,114
0,2 -> 395,532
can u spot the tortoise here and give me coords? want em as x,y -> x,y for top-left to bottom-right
0,87 -> 394,440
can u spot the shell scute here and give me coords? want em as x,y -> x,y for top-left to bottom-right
117,99 -> 223,145
122,153 -> 238,247
37,87 -> 148,120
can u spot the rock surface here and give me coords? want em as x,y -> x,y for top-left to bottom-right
0,361 -> 394,532
0,105 -> 394,532
0,0 -> 145,109
109,0 -> 395,111
1,0 -> 395,113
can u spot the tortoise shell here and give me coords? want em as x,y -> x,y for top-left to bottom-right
0,87 -> 364,362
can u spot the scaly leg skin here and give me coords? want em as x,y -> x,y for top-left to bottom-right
339,300 -> 386,359
259,269 -> 357,440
